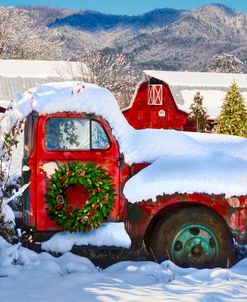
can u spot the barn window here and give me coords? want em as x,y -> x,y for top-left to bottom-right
158,110 -> 166,117
148,84 -> 163,105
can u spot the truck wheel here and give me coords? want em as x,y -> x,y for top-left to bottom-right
148,207 -> 235,268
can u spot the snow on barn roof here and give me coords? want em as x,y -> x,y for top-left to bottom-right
0,59 -> 83,102
144,70 -> 247,119
144,70 -> 247,87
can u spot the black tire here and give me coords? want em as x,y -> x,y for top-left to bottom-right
148,207 -> 235,268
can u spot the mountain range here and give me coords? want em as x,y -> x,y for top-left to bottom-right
0,4 -> 247,72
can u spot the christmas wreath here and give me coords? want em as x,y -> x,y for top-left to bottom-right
46,162 -> 115,232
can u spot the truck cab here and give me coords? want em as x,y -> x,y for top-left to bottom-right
22,111 -> 130,230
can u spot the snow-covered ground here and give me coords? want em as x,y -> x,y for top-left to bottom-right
0,237 -> 247,302
41,222 -> 131,253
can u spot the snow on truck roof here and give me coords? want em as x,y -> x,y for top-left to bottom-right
144,70 -> 247,119
2,81 -> 247,201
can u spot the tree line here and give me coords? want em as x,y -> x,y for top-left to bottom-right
188,83 -> 247,137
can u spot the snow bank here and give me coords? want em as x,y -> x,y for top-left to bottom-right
0,237 -> 97,277
41,222 -> 131,253
2,81 -> 247,201
1,237 -> 247,301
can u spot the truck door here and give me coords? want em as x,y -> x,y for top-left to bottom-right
34,113 -> 120,231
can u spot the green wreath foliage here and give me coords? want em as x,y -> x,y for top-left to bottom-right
46,162 -> 115,232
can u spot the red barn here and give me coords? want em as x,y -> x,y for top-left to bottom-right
123,70 -> 247,131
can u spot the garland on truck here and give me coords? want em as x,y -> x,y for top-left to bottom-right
46,162 -> 115,232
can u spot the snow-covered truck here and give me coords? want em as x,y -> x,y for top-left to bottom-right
4,81 -> 247,269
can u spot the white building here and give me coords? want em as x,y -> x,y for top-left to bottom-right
0,59 -> 82,109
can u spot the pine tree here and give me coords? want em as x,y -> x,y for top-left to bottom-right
188,92 -> 208,132
214,83 -> 247,137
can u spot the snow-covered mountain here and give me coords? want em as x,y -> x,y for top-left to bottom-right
0,4 -> 247,71
49,8 -> 184,31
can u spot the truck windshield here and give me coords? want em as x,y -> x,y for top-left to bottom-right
45,118 -> 109,150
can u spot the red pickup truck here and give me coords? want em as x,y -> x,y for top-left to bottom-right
17,82 -> 247,269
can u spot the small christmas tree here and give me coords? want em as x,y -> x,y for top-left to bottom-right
214,83 -> 247,137
188,92 -> 208,132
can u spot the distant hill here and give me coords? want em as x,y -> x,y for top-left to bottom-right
49,8 -> 185,31
124,4 -> 247,71
0,4 -> 246,72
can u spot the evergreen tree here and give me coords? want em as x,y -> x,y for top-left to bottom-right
188,92 -> 208,132
214,83 -> 247,137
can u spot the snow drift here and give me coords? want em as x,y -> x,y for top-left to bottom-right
1,236 -> 247,302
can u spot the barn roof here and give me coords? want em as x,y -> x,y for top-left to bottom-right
144,70 -> 247,119
0,60 -> 83,103
144,70 -> 247,88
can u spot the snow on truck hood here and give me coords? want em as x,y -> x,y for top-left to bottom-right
2,81 -> 247,201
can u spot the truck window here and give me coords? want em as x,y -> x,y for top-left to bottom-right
91,120 -> 109,149
24,112 -> 38,157
45,118 -> 90,150
45,118 -> 109,150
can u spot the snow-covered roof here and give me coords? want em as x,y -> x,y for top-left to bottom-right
0,60 -> 83,101
2,81 -> 247,201
144,70 -> 247,88
144,70 -> 247,119
0,76 -> 60,103
0,59 -> 82,78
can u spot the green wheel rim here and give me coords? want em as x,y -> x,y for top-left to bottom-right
170,224 -> 219,268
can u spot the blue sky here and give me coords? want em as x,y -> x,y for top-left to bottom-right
0,0 -> 246,15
